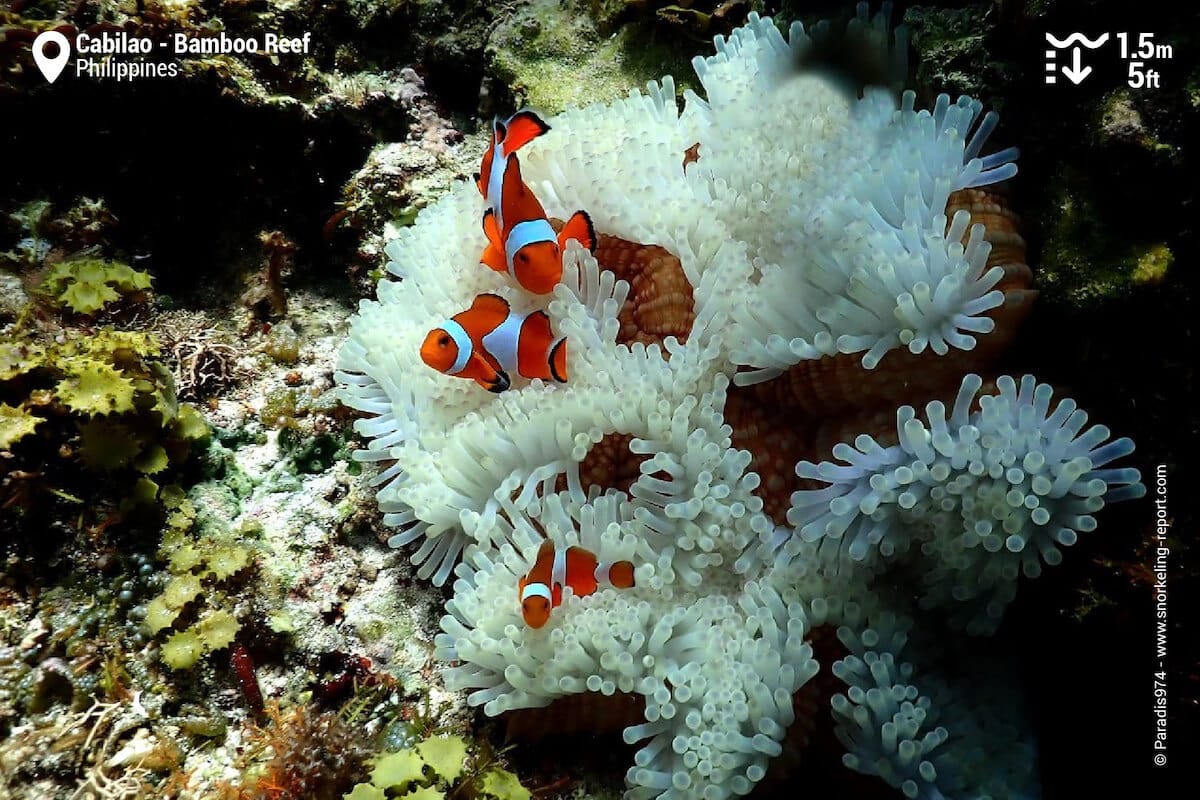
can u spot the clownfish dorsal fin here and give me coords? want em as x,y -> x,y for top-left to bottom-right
469,292 -> 510,314
501,110 -> 551,156
558,210 -> 597,254
467,292 -> 512,330
500,153 -> 523,219
500,155 -> 544,230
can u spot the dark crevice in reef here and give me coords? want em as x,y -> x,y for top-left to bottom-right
2,79 -> 374,303
897,3 -> 1200,796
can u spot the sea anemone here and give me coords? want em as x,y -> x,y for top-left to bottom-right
337,6 -> 1142,798
783,373 -> 1145,633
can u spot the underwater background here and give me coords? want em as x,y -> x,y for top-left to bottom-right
0,1 -> 1195,798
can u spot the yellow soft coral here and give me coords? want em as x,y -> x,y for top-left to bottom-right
480,768 -> 532,800
105,262 -> 154,292
370,749 -> 426,789
55,361 -> 137,415
206,545 -> 251,580
0,403 -> 42,449
134,443 -> 169,474
345,735 -> 530,800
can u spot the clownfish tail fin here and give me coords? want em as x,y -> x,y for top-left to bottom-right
609,560 -> 635,589
558,210 -> 597,254
501,109 -> 551,155
548,337 -> 568,383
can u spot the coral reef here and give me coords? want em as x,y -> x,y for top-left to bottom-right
337,8 -> 1145,799
486,0 -> 696,114
216,701 -> 373,800
1,2 -> 1192,800
0,320 -> 210,537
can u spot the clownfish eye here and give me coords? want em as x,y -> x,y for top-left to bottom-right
517,252 -> 529,263
438,335 -> 450,347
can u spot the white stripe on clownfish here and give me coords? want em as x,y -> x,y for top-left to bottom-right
551,545 -> 567,591
441,319 -> 473,375
520,582 -> 552,603
479,309 -> 524,374
503,218 -> 557,278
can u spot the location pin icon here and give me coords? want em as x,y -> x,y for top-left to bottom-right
33,31 -> 71,84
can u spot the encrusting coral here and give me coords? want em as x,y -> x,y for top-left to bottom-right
337,6 -> 1143,799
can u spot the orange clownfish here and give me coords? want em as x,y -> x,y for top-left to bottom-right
475,109 -> 551,214
517,540 -> 635,629
474,111 -> 597,295
420,293 -> 567,393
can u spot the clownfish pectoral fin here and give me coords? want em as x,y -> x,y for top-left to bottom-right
481,244 -> 506,273
499,110 -> 551,156
482,209 -> 503,248
558,210 -> 597,254
480,210 -> 506,273
472,360 -> 510,393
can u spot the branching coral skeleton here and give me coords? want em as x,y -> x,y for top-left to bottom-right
66,695 -> 154,800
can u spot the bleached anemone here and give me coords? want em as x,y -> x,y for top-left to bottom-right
831,614 -> 1040,800
673,11 -> 1023,380
783,373 -> 1144,633
336,5 -> 1142,799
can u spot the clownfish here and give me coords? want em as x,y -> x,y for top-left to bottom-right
420,293 -> 567,392
480,155 -> 596,295
518,539 -> 635,629
475,109 -> 551,218
474,111 -> 597,295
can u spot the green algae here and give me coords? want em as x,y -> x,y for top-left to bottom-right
487,0 -> 695,113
